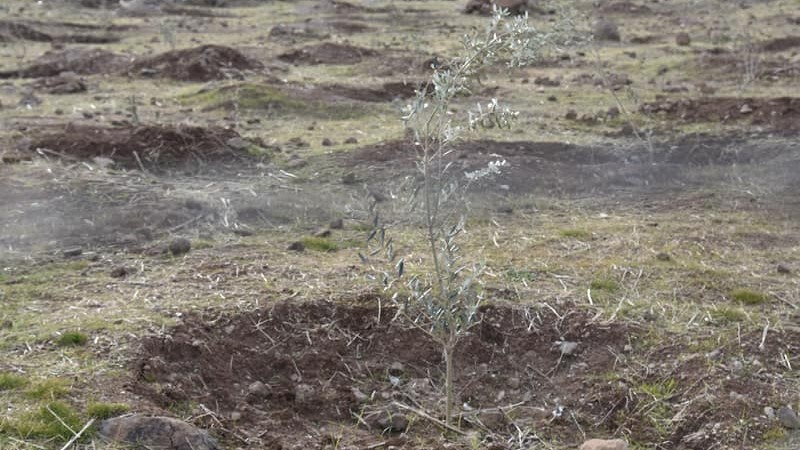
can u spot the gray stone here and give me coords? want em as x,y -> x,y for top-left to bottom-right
675,32 -> 691,46
372,409 -> 408,432
226,137 -> 249,151
579,438 -> 628,450
168,238 -> 191,256
99,415 -> 220,450
247,380 -> 268,396
778,406 -> 800,429
593,20 -> 621,42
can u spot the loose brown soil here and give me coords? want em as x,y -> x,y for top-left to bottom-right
278,42 -> 378,65
0,20 -> 122,43
761,35 -> 800,52
127,45 -> 263,82
131,298 -> 796,449
641,97 -> 800,132
0,48 -> 129,78
29,124 -> 249,171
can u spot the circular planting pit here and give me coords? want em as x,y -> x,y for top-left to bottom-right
128,297 -> 798,449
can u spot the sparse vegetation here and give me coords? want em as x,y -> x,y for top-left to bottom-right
730,288 -> 768,305
56,331 -> 89,347
559,228 -> 592,239
0,373 -> 28,391
87,402 -> 129,420
25,379 -> 70,400
301,236 -> 339,252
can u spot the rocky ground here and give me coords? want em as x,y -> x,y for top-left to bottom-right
0,0 -> 799,449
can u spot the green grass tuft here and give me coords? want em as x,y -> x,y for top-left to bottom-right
87,402 -> 130,420
301,236 -> 339,252
0,373 -> 28,391
57,331 -> 88,347
25,378 -> 70,400
711,306 -> 747,323
730,288 -> 768,305
1,401 -> 84,441
504,268 -> 537,282
559,228 -> 591,239
590,278 -> 619,292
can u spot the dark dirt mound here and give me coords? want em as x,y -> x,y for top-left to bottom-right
0,48 -> 129,79
342,136 -> 799,200
642,96 -> 800,132
598,1 -> 652,14
128,45 -> 262,82
694,52 -> 799,82
131,299 -> 796,449
0,20 -> 121,43
132,299 -> 629,447
278,42 -> 377,65
761,35 -> 800,52
29,124 -> 248,171
464,0 -> 546,16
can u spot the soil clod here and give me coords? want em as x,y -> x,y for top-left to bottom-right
168,238 -> 192,256
99,415 -> 220,450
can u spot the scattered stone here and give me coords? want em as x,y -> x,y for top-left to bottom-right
534,76 -> 560,87
351,387 -> 369,402
477,409 -> 507,429
579,438 -> 628,450
556,340 -> 578,356
321,137 -> 334,146
82,111 -> 94,119
99,415 -> 220,450
388,362 -> 405,377
547,95 -> 558,102
371,409 -> 408,432
739,104 -> 753,114
464,0 -> 542,16
229,411 -> 241,421
565,109 -> 578,120
288,241 -> 305,252
777,406 -> 800,429
329,218 -> 344,230
675,32 -> 691,46
286,156 -> 308,169
294,383 -> 315,404
232,228 -> 254,237
341,172 -> 358,185
313,228 -> 331,238
777,264 -> 791,274
109,266 -> 131,278
19,92 -> 42,107
36,72 -> 87,94
1,320 -> 12,330
764,406 -> 775,419
656,252 -> 671,261
496,205 -> 514,214
63,247 -> 82,258
344,136 -> 359,144
606,106 -> 621,118
620,123 -> 635,135
226,137 -> 249,151
168,238 -> 191,256
593,20 -> 621,42
247,380 -> 269,398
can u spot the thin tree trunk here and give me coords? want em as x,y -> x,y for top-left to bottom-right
444,343 -> 455,426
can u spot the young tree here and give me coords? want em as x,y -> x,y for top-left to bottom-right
363,4 -> 586,427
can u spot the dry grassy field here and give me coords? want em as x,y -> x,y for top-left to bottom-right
0,0 -> 798,449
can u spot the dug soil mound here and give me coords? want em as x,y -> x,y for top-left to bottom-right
761,35 -> 800,52
131,299 -> 797,449
342,136 -> 799,200
0,48 -> 129,79
642,97 -> 800,132
323,81 -> 424,102
0,20 -> 120,43
128,45 -> 263,81
29,124 -> 249,171
132,299 -> 629,447
278,42 -> 378,65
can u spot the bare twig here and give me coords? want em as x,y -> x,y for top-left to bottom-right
392,401 -> 467,436
58,418 -> 95,450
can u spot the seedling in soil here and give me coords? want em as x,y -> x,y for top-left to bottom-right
362,4 -> 587,428
57,331 -> 89,347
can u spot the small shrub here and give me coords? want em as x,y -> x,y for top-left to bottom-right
590,278 -> 619,292
87,402 -> 129,420
57,331 -> 88,347
730,288 -> 767,305
559,228 -> 591,239
25,378 -> 70,400
301,236 -> 339,252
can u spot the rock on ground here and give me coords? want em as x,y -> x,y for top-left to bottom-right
99,415 -> 220,450
579,438 -> 628,450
